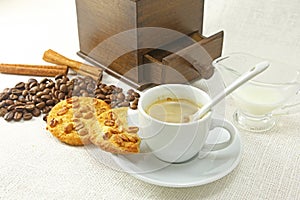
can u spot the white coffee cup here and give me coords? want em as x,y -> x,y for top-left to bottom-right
138,84 -> 237,163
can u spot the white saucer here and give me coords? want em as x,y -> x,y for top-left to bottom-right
111,112 -> 242,188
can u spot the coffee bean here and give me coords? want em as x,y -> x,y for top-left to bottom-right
53,90 -> 59,98
18,96 -> 26,103
127,89 -> 134,95
84,76 -> 93,83
96,94 -> 106,100
59,84 -> 68,93
15,101 -> 24,106
46,81 -> 55,88
46,99 -> 55,106
43,113 -> 48,122
132,92 -> 140,98
73,85 -> 80,93
0,101 -> 6,108
66,80 -> 74,87
67,91 -> 73,98
110,94 -> 117,101
15,105 -> 25,112
36,91 -> 45,98
11,88 -> 22,95
55,74 -> 65,80
23,113 -> 33,120
87,83 -> 95,92
25,104 -> 35,111
110,102 -> 117,108
79,82 -> 87,89
4,88 -> 12,94
94,88 -> 102,95
4,111 -> 14,121
29,86 -> 39,94
42,107 -> 51,114
132,98 -> 139,105
36,102 -> 46,109
40,78 -> 50,84
118,101 -> 130,107
41,95 -> 51,101
101,88 -> 108,94
14,112 -> 23,121
9,94 -> 18,100
0,93 -> 8,101
0,108 -> 8,117
104,99 -> 111,104
29,81 -> 38,89
28,78 -> 37,83
81,91 -> 90,97
22,90 -> 29,97
43,88 -> 51,94
39,84 -> 46,91
115,88 -> 123,93
53,99 -> 59,105
32,108 -> 41,117
61,77 -> 68,84
130,103 -> 138,110
15,82 -> 25,89
5,100 -> 14,106
126,95 -> 135,101
56,78 -> 62,85
57,92 -> 65,100
32,96 -> 42,104
117,93 -> 125,101
7,104 -> 16,111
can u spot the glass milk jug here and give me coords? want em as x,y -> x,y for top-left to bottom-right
213,53 -> 300,132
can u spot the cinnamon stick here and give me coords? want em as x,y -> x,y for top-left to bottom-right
0,63 -> 68,77
43,49 -> 103,80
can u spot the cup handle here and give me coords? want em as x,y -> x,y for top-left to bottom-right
203,118 -> 237,151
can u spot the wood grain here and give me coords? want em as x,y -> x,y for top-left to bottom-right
43,49 -> 103,80
0,63 -> 68,77
76,0 -> 223,89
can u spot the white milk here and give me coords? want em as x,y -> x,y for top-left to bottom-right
232,84 -> 285,116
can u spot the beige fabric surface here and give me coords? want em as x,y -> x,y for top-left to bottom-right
0,0 -> 300,199
0,92 -> 299,200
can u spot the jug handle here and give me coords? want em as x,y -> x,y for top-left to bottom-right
274,68 -> 300,115
274,87 -> 300,115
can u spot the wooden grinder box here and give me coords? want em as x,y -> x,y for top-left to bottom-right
75,0 -> 223,90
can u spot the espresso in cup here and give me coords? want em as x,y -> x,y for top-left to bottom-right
138,84 -> 236,163
145,98 -> 201,123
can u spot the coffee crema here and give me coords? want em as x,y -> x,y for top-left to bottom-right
145,98 -> 201,123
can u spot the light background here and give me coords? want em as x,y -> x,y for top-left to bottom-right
204,0 -> 300,67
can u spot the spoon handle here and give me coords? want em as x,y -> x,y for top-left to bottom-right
191,61 -> 270,121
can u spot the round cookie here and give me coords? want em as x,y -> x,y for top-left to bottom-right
46,97 -> 110,146
89,107 -> 141,154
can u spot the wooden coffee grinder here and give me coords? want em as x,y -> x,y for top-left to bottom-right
75,0 -> 224,90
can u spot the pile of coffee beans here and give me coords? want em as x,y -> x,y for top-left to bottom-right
94,83 -> 140,110
0,74 -> 140,122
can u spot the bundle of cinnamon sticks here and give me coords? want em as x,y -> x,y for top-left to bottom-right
0,49 -> 103,80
